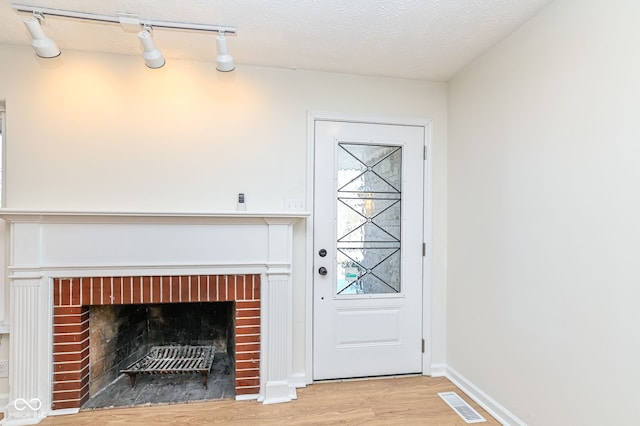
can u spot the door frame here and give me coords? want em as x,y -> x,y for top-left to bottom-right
305,111 -> 434,383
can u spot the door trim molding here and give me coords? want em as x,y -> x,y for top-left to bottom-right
305,111 -> 434,383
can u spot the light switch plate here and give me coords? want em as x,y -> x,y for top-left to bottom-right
284,198 -> 305,212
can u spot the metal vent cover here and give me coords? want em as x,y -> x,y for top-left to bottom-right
438,391 -> 487,423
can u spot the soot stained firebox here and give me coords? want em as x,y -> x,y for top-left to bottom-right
84,301 -> 234,409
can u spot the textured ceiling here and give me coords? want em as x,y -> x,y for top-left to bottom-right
0,0 -> 556,81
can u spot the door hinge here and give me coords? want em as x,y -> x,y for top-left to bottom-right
422,243 -> 426,257
422,339 -> 426,353
424,146 -> 428,160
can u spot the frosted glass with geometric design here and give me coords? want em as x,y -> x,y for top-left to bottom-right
336,143 -> 402,295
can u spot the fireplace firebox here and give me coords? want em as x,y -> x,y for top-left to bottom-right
53,274 -> 260,410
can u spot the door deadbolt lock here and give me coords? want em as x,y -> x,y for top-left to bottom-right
318,267 -> 328,276
318,249 -> 327,257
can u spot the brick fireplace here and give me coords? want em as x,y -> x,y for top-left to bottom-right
0,210 -> 306,425
52,274 -> 261,410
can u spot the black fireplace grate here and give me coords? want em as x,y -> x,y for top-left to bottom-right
121,345 -> 215,388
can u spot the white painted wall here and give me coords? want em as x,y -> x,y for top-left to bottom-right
448,0 -> 640,424
0,44 -> 447,398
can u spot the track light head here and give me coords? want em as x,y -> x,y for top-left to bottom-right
215,32 -> 235,72
23,15 -> 60,58
138,29 -> 165,69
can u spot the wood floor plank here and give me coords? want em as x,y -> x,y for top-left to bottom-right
39,376 -> 501,425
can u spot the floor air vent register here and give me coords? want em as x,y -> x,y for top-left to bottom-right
438,391 -> 487,423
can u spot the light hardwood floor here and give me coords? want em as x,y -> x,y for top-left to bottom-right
39,376 -> 501,425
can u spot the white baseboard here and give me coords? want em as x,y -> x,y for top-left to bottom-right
235,393 -> 259,401
291,372 -> 308,388
49,408 -> 80,416
445,366 -> 526,426
429,363 -> 447,377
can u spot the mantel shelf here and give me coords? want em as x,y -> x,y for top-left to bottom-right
0,208 -> 310,224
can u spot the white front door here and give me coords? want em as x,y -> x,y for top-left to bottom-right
313,120 -> 425,380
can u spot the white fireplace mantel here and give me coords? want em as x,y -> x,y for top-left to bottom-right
0,209 -> 309,425
0,208 -> 308,222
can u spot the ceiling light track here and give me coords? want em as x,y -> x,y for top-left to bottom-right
12,3 -> 236,70
12,4 -> 237,35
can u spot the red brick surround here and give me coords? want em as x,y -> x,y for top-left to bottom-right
52,274 -> 261,410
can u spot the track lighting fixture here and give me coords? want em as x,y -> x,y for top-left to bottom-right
215,32 -> 235,72
138,28 -> 165,69
13,4 -> 237,70
23,13 -> 60,58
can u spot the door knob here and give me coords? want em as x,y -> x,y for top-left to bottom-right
318,267 -> 328,276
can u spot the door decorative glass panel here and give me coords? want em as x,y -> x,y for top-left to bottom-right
336,143 -> 402,294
